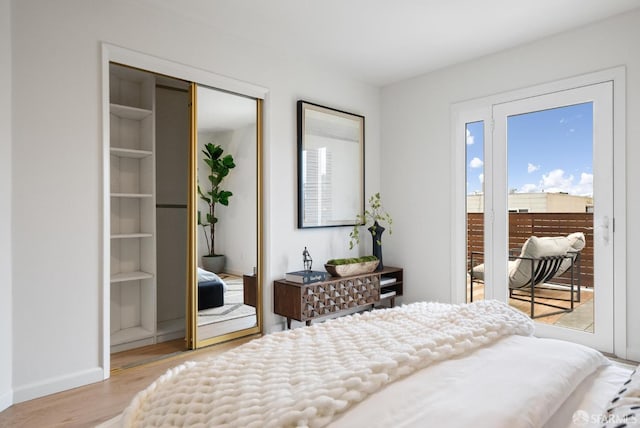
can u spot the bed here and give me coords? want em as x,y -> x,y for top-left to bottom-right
102,300 -> 639,427
197,268 -> 228,310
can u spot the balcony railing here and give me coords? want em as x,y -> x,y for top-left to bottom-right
467,213 -> 594,288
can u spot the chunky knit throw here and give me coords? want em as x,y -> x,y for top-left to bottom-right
122,300 -> 533,427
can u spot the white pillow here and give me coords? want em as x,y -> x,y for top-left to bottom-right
602,367 -> 640,427
197,268 -> 228,293
197,267 -> 221,282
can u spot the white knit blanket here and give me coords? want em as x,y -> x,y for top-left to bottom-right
122,300 -> 533,427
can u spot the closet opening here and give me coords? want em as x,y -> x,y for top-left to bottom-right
109,63 -> 191,370
105,55 -> 265,372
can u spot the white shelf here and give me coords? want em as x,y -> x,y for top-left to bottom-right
109,63 -> 158,354
111,192 -> 153,198
111,233 -> 153,239
110,103 -> 152,120
111,326 -> 154,346
111,271 -> 154,283
380,290 -> 397,300
110,147 -> 153,159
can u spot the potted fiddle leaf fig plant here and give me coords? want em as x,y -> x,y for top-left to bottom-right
198,142 -> 236,273
349,192 -> 393,271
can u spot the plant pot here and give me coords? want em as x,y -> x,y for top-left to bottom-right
202,255 -> 225,273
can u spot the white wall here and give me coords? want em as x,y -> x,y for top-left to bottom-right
10,0 -> 380,401
0,0 -> 13,412
381,10 -> 640,359
212,126 -> 258,276
196,126 -> 258,275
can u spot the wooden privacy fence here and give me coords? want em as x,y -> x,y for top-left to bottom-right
467,213 -> 594,288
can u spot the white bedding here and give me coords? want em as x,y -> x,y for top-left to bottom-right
330,334 -> 606,428
96,359 -> 631,428
121,301 -> 533,427
547,363 -> 632,428
101,301 -> 631,428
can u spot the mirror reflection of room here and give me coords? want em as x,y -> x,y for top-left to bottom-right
195,85 -> 258,340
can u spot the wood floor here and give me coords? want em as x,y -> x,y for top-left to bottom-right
0,336 -> 256,428
110,338 -> 187,372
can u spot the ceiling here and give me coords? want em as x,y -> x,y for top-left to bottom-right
142,0 -> 640,86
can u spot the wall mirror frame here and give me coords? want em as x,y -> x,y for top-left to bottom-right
102,44 -> 265,375
297,100 -> 365,228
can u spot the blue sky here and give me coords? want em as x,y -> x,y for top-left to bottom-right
466,102 -> 593,196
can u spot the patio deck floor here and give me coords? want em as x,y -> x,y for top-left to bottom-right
467,281 -> 594,333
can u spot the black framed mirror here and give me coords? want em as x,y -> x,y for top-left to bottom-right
297,100 -> 364,228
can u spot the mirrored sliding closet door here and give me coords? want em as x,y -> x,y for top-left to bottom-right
188,84 -> 263,348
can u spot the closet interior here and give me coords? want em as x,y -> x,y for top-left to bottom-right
109,63 -> 189,354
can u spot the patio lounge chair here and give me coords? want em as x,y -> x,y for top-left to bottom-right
470,232 -> 585,318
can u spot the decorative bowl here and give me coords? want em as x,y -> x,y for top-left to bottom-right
324,260 -> 380,277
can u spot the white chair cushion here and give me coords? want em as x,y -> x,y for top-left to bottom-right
509,233 -> 585,288
470,233 -> 585,288
471,263 -> 485,281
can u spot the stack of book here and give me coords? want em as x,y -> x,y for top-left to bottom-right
285,270 -> 329,284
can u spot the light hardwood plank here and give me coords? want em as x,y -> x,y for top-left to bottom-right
110,338 -> 187,372
0,335 -> 256,428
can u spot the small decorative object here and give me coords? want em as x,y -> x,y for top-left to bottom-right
302,246 -> 313,271
324,256 -> 379,277
349,193 -> 393,271
198,142 -> 236,273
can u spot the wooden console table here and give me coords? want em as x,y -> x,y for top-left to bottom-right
274,266 -> 403,329
243,274 -> 257,307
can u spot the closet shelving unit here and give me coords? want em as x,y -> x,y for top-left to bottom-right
109,64 -> 157,352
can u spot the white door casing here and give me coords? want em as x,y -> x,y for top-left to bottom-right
451,68 -> 626,356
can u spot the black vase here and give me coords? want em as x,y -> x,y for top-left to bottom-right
368,221 -> 385,271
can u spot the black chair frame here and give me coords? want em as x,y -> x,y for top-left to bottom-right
469,251 -> 581,319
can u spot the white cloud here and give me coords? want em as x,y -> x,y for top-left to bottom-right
572,172 -> 594,195
469,157 -> 483,168
466,128 -> 474,145
579,172 -> 593,185
541,169 -> 574,193
479,173 -> 484,184
527,163 -> 540,173
514,169 -> 593,196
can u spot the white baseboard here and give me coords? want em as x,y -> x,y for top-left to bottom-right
626,347 -> 640,364
0,388 -> 13,412
12,367 -> 104,404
